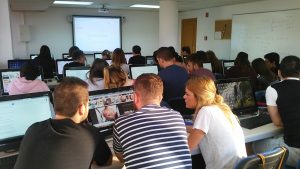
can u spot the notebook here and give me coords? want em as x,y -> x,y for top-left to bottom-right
216,77 -> 271,129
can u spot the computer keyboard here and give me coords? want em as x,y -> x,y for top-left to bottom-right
239,111 -> 272,129
0,154 -> 18,169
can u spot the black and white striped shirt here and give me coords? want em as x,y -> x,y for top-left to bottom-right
113,104 -> 192,169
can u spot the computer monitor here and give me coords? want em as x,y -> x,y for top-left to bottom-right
88,86 -> 134,136
124,53 -> 133,63
105,59 -> 112,66
216,78 -> 257,116
55,59 -> 73,78
222,60 -> 235,74
129,64 -> 159,79
203,62 -> 212,71
64,66 -> 90,81
0,69 -> 20,95
62,53 -> 70,59
0,69 -> 43,95
7,59 -> 29,69
146,56 -> 155,65
0,92 -> 53,152
30,54 -> 38,60
94,53 -> 102,59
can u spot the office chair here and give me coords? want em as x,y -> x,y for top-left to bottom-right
234,146 -> 289,169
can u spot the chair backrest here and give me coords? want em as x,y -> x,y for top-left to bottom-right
234,146 -> 289,169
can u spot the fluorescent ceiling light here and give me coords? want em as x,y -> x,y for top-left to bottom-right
53,1 -> 93,5
130,4 -> 160,9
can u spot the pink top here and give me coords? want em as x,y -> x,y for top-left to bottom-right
7,77 -> 50,95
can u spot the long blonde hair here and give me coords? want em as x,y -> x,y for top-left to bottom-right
186,76 -> 234,125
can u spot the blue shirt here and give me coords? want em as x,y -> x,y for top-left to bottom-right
158,65 -> 189,102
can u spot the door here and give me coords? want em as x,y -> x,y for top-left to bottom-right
181,18 -> 197,53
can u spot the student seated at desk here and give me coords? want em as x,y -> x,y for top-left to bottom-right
86,58 -> 109,91
156,47 -> 189,102
111,48 -> 129,74
253,55 -> 300,167
14,77 -> 112,169
113,74 -> 192,169
63,49 -> 86,69
7,61 -> 49,95
103,66 -> 133,89
184,76 -> 246,169
33,45 -> 55,79
185,51 -> 216,81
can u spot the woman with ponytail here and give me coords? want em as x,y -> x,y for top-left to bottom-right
184,76 -> 246,169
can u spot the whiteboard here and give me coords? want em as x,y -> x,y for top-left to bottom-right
231,9 -> 300,61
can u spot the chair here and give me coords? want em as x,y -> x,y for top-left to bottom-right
235,146 -> 289,169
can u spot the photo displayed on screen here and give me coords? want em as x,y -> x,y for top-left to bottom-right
216,80 -> 256,111
1,71 -> 20,93
88,88 -> 134,128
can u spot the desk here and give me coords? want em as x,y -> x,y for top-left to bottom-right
243,123 -> 283,143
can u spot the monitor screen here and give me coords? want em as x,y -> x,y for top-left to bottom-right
0,92 -> 53,151
7,60 -> 29,69
62,53 -> 70,59
216,78 -> 256,112
73,16 -> 121,53
129,65 -> 159,79
64,67 -> 90,81
146,56 -> 155,65
203,62 -> 212,71
222,60 -> 235,73
0,70 -> 20,94
56,59 -> 73,76
88,86 -> 134,130
124,53 -> 133,63
105,59 -> 112,66
94,53 -> 102,59
30,54 -> 38,60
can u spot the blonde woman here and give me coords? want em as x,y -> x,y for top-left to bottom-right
103,66 -> 133,89
184,76 -> 246,169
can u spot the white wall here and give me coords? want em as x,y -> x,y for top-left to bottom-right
0,0 -> 13,68
179,0 -> 300,60
11,7 -> 159,61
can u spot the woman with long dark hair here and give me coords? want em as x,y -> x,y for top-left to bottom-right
34,45 -> 55,79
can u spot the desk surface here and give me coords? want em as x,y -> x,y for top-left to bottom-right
243,123 -> 283,143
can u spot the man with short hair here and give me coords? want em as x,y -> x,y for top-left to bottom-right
128,45 -> 145,64
113,74 -> 192,169
185,51 -> 216,81
64,49 -> 86,70
156,47 -> 189,102
14,77 -> 112,169
254,55 -> 300,167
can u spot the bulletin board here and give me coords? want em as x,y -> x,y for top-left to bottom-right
214,19 -> 232,40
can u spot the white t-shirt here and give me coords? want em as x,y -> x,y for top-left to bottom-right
86,78 -> 104,91
193,105 -> 247,169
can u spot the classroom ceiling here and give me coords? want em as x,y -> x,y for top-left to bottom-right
10,0 -> 268,12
